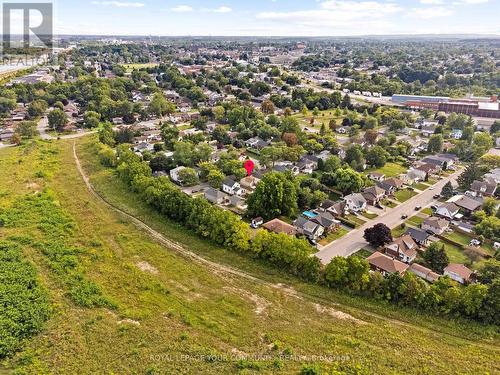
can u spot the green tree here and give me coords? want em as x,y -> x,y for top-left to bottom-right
48,108 -> 68,132
422,243 -> 449,273
207,169 -> 225,189
15,121 -> 38,138
334,167 -> 365,194
148,93 -> 175,117
365,145 -> 389,168
427,134 -> 443,153
457,163 -> 483,191
178,167 -> 199,186
247,172 -> 298,220
441,181 -> 454,199
98,122 -> 115,147
160,122 -> 180,149
27,99 -> 48,118
83,111 -> 101,128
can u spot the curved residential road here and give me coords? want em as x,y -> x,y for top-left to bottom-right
37,116 -> 96,140
315,168 -> 464,264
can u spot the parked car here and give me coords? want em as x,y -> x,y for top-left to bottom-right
433,194 -> 440,199
401,214 -> 408,219
415,206 -> 422,211
470,239 -> 481,247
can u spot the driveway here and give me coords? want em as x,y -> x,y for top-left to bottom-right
315,168 -> 464,264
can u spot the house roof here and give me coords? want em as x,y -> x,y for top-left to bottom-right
223,177 -> 239,188
386,235 -> 418,259
344,193 -> 367,205
471,180 -> 497,195
409,263 -> 441,282
405,228 -> 430,243
423,217 -> 449,230
362,185 -> 386,199
444,263 -> 473,281
312,212 -> 338,228
438,202 -> 460,214
454,196 -> 482,212
262,219 -> 297,236
368,252 -> 409,274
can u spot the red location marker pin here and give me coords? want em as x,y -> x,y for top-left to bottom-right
244,160 -> 255,176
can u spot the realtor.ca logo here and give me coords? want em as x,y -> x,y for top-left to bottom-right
2,2 -> 53,50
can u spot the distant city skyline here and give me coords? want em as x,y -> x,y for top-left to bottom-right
1,0 -> 499,37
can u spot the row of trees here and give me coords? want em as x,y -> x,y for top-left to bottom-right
98,138 -> 499,325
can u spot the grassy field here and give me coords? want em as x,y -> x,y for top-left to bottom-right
366,162 -> 406,178
121,63 -> 159,73
293,109 -> 342,130
395,189 -> 418,203
360,212 -> 378,220
0,137 -> 499,374
406,215 -> 425,227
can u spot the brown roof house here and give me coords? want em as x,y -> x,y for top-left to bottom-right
444,263 -> 474,284
367,252 -> 409,276
262,219 -> 297,236
377,177 -> 404,195
362,185 -> 386,205
422,217 -> 449,235
385,235 -> 419,263
319,200 -> 347,217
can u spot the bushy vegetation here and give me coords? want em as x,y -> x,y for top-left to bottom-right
0,240 -> 51,358
1,192 -> 114,310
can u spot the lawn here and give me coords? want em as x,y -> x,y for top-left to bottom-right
0,138 -> 498,374
346,214 -> 367,226
421,208 -> 433,215
293,109 -> 342,130
436,241 -> 469,264
382,199 -> 398,208
406,215 -> 424,227
366,163 -> 407,178
414,182 -> 430,191
392,224 -> 407,238
361,211 -> 378,220
319,227 -> 350,245
395,189 -> 418,203
352,249 -> 373,259
121,63 -> 159,73
444,231 -> 473,247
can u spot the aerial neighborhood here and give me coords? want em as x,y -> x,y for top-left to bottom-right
1,36 -> 499,370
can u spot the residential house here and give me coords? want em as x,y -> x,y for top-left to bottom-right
229,195 -> 248,210
170,166 -> 186,184
421,123 -> 437,137
405,228 -> 431,247
222,177 -> 243,196
452,195 -> 482,215
367,252 -> 409,276
451,129 -> 463,139
409,263 -> 441,283
422,217 -> 449,235
240,175 -> 260,192
262,219 -> 298,236
251,217 -> 264,228
470,180 -> 497,197
273,163 -> 300,175
367,172 -> 386,182
294,217 -> 325,241
319,200 -> 347,217
444,264 -> 474,284
361,186 -> 386,206
377,178 -> 404,195
407,167 -> 428,182
385,235 -> 419,263
297,155 -> 319,174
311,212 -> 340,233
436,203 -> 460,220
344,193 -> 367,213
415,163 -> 439,177
133,142 -> 154,153
245,137 -> 269,152
204,188 -> 229,205
484,168 -> 500,184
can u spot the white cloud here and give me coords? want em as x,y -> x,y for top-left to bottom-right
257,0 -> 402,28
460,0 -> 488,3
419,0 -> 444,4
201,6 -> 232,13
91,1 -> 145,7
171,5 -> 194,13
409,6 -> 454,18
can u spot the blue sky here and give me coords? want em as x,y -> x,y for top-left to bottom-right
4,0 -> 500,36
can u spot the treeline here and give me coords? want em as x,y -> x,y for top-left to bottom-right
112,144 -> 322,281
101,141 -> 499,325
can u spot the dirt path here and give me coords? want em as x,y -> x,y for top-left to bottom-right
72,141 -> 500,349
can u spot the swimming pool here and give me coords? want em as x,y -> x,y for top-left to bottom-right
303,211 -> 318,219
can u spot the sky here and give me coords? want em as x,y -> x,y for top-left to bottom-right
2,0 -> 499,36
